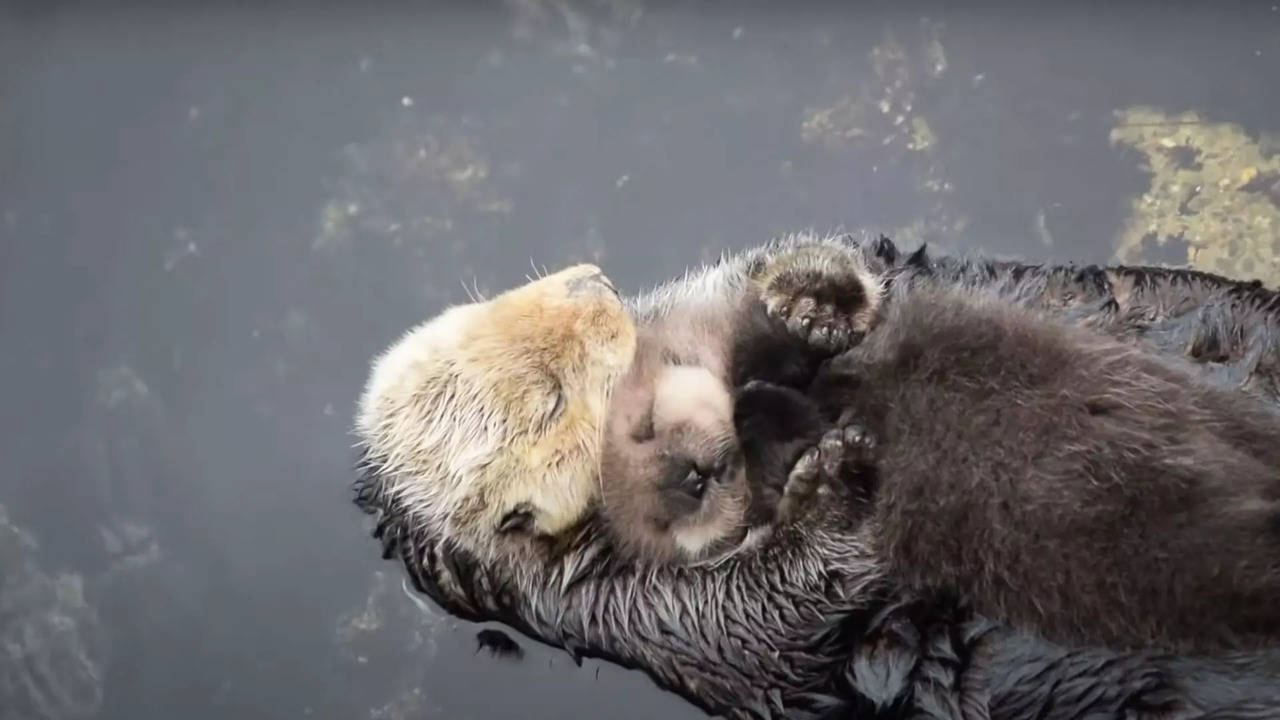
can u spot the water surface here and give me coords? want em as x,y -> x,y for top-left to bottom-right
2,2 -> 1278,718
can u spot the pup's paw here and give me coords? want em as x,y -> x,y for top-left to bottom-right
754,245 -> 881,354
777,422 -> 878,522
833,421 -> 877,467
776,445 -> 824,523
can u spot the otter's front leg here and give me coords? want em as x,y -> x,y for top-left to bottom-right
734,380 -> 828,524
750,244 -> 883,354
777,419 -> 879,523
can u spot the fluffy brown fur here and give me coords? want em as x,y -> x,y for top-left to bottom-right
802,283 -> 1280,652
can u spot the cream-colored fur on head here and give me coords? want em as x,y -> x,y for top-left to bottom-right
355,264 -> 636,562
652,366 -> 734,447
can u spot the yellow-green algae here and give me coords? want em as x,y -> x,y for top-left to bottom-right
314,133 -> 512,253
799,20 -> 965,248
1110,107 -> 1280,285
801,22 -> 945,156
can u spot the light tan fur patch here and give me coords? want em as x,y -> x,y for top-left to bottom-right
355,264 -> 636,562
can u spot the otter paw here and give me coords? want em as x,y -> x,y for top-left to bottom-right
835,422 -> 877,465
815,422 -> 878,476
777,445 -> 824,522
830,420 -> 880,505
755,246 -> 880,354
777,423 -> 878,522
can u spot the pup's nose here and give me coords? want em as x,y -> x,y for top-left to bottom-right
567,268 -> 619,298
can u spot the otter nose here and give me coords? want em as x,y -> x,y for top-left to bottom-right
566,268 -> 619,298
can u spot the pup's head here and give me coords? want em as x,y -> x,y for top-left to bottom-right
600,365 -> 751,565
355,264 -> 636,563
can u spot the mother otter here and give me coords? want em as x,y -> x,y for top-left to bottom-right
354,234 -> 1280,719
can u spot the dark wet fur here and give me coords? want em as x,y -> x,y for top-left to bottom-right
808,285 -> 1280,652
476,628 -> 524,660
365,488 -> 1280,720
355,235 -> 1280,720
874,238 -> 1280,398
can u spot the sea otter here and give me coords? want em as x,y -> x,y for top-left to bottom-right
354,262 -> 637,567
354,234 -> 1280,719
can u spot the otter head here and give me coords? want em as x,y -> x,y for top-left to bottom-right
600,364 -> 751,565
354,264 -> 637,564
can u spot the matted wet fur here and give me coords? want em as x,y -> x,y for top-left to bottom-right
354,234 -> 1280,720
789,283 -> 1280,652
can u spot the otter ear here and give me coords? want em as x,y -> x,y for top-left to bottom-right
497,503 -> 537,535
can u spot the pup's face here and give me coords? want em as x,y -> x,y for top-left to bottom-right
356,264 -> 637,561
600,365 -> 750,564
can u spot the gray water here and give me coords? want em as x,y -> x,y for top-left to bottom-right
2,2 -> 1278,718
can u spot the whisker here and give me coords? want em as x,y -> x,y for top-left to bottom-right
595,386 -> 612,498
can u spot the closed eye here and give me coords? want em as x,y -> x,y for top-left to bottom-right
544,376 -> 566,427
549,389 -> 564,422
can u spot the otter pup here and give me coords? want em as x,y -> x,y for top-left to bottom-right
597,364 -> 841,566
602,264 -> 1280,650
787,283 -> 1280,652
596,243 -> 883,565
598,364 -> 751,563
356,235 -> 883,567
